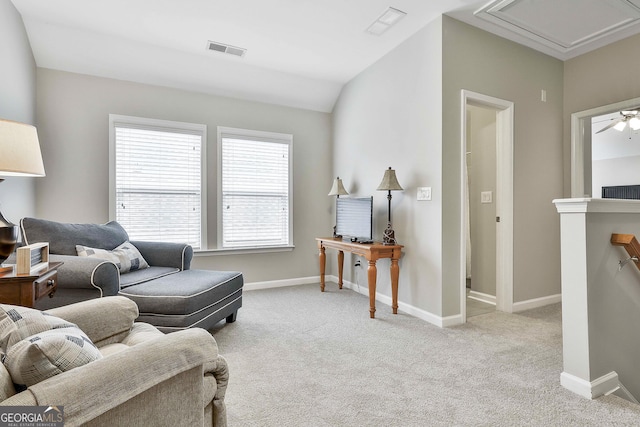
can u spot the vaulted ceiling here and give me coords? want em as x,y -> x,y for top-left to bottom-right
12,0 -> 640,112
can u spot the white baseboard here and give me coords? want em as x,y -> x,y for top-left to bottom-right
243,275 -> 469,327
244,276 -> 320,291
336,276 -> 462,327
468,290 -> 496,305
560,371 -> 619,399
512,293 -> 561,312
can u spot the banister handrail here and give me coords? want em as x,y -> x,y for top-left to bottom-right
611,233 -> 640,270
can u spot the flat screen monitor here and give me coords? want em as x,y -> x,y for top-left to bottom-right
335,197 -> 373,241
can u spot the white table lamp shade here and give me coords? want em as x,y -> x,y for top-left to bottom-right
0,119 -> 45,177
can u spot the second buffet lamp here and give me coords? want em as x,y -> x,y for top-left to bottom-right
328,177 -> 349,238
376,167 -> 403,245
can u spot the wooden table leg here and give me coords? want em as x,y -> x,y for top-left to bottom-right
368,259 -> 377,318
338,250 -> 344,289
391,258 -> 399,314
319,245 -> 326,292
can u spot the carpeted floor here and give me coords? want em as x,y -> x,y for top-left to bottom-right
210,283 -> 640,426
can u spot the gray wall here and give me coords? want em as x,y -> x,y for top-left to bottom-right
0,0 -> 38,222
586,212 -> 640,399
442,16 -> 564,311
333,19 -> 444,316
332,16 -> 564,320
35,69 -> 332,282
564,32 -> 640,198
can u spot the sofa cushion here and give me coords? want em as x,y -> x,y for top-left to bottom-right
4,326 -> 102,387
119,270 -> 243,331
21,217 -> 129,255
119,266 -> 180,289
76,241 -> 149,274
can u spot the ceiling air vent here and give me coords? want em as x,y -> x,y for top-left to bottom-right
207,41 -> 246,57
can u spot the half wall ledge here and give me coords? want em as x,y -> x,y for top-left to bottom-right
554,197 -> 640,402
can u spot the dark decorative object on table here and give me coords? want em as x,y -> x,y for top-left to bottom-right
0,210 -> 18,265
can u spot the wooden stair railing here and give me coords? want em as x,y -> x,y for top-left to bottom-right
611,233 -> 640,270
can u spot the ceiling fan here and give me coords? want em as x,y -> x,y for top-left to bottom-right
596,110 -> 640,134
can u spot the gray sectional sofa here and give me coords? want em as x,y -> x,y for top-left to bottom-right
20,217 -> 243,332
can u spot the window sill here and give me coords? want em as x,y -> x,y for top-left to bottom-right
194,245 -> 295,256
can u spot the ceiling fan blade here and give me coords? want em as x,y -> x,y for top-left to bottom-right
596,119 -> 622,134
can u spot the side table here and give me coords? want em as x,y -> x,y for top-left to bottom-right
0,261 -> 62,308
316,237 -> 403,318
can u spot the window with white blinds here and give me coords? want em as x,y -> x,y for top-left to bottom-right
109,115 -> 206,249
218,127 -> 292,249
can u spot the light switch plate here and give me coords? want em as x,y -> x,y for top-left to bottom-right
417,187 -> 431,201
481,191 -> 493,204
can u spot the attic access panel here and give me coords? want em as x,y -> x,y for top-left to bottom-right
475,0 -> 640,52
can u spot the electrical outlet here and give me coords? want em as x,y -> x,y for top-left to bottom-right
481,191 -> 493,204
417,187 -> 431,201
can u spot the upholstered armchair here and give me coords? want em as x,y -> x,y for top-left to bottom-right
20,217 -> 193,310
18,218 -> 244,332
0,296 -> 228,427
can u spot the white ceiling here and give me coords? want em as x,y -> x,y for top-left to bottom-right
11,0 -> 640,112
592,110 -> 640,161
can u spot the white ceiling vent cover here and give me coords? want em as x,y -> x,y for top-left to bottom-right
207,41 -> 246,57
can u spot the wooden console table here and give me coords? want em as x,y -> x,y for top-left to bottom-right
316,237 -> 403,318
0,262 -> 61,308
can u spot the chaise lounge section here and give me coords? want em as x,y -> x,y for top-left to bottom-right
20,217 -> 243,332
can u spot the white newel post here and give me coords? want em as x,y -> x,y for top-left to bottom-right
553,198 -> 640,400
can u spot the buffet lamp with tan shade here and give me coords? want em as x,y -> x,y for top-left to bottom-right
328,177 -> 349,238
328,177 -> 348,198
376,167 -> 403,245
0,119 -> 46,265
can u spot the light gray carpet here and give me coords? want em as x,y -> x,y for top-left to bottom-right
210,283 -> 640,426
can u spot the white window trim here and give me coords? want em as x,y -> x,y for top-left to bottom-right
217,126 -> 293,251
109,114 -> 207,249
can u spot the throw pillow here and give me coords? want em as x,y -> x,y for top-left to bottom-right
76,241 -> 149,273
4,326 -> 102,387
0,306 -> 102,387
0,306 -> 74,350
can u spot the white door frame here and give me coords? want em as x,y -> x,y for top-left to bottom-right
460,90 -> 514,323
571,96 -> 640,197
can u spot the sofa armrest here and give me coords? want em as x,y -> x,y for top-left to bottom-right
209,355 -> 229,426
49,254 -> 120,296
5,328 -> 218,426
46,296 -> 138,346
130,241 -> 193,270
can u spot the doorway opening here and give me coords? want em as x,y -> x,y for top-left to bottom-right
571,97 -> 640,197
460,90 -> 514,323
466,103 -> 497,317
